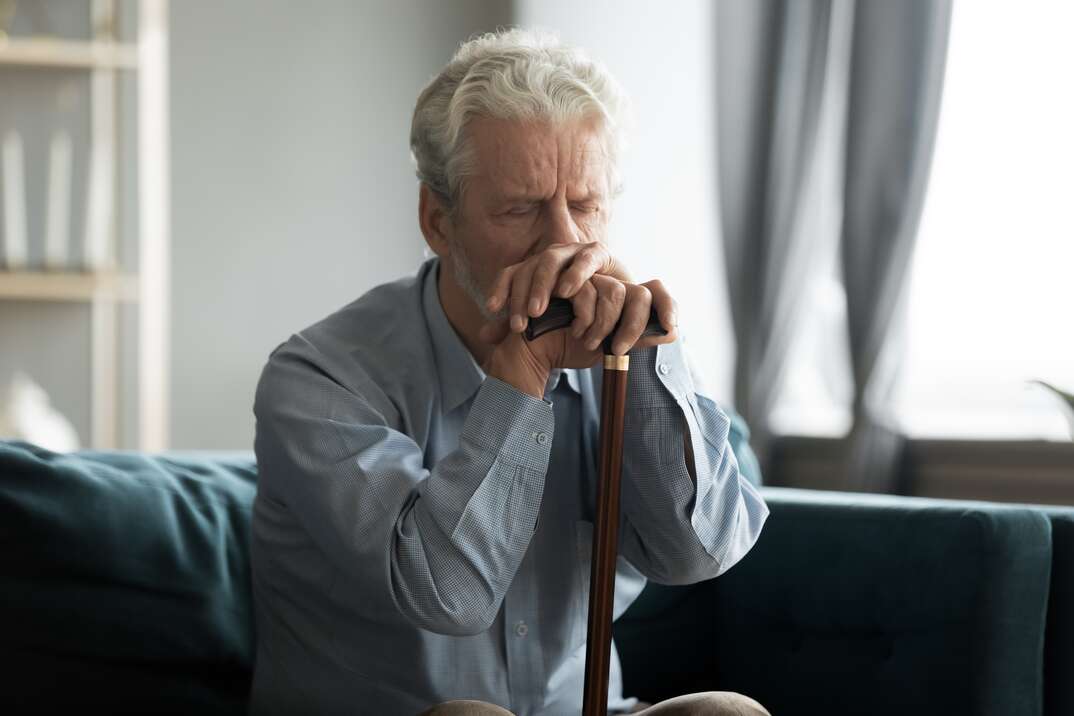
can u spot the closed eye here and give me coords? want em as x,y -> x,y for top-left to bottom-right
570,204 -> 600,214
505,204 -> 538,216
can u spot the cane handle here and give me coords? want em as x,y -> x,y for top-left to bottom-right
524,297 -> 667,353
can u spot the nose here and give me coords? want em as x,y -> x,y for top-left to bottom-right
542,197 -> 583,248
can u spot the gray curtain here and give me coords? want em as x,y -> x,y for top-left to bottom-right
840,0 -> 952,492
717,0 -> 834,460
717,0 -> 952,489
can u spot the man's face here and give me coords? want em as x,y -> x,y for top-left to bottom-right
442,115 -> 613,317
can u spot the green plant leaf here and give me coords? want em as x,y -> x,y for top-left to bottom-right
1031,379 -> 1074,409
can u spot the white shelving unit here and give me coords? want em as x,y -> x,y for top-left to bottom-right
0,36 -> 139,69
0,0 -> 169,451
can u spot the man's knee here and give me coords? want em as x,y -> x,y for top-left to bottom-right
642,691 -> 770,716
418,699 -> 516,716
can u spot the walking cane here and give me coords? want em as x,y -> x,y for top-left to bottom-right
526,298 -> 667,716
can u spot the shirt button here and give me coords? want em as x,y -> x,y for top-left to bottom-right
534,431 -> 549,445
658,363 -> 671,376
514,621 -> 529,637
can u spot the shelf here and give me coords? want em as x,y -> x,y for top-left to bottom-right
0,270 -> 139,302
0,37 -> 138,70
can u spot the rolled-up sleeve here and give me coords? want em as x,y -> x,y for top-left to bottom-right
617,340 -> 769,584
253,340 -> 553,636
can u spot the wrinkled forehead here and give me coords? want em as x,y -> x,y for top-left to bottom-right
466,115 -> 612,198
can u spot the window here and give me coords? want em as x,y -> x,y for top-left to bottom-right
771,0 -> 1074,440
898,0 -> 1074,439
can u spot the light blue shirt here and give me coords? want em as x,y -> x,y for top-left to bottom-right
250,258 -> 768,715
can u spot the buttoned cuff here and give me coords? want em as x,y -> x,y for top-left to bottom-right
460,376 -> 555,473
627,340 -> 694,409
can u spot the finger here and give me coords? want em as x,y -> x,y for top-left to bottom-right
610,283 -> 652,355
528,247 -> 569,317
486,264 -> 519,314
643,279 -> 678,334
569,280 -> 597,338
635,325 -> 678,350
554,243 -> 611,299
582,275 -> 626,351
607,255 -> 634,283
508,263 -> 536,333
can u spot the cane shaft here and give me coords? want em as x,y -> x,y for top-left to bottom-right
582,355 -> 630,716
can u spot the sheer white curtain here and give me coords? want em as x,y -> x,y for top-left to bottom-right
898,0 -> 1074,439
773,0 -> 1074,441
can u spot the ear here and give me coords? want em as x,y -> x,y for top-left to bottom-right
418,183 -> 453,258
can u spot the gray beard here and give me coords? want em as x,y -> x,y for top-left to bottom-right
448,240 -> 507,323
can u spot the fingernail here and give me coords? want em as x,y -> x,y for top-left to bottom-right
556,279 -> 569,296
511,315 -> 524,332
487,296 -> 500,310
587,338 -> 600,351
529,297 -> 541,316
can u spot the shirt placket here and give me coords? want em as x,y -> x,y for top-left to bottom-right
503,373 -> 573,715
503,540 -> 541,715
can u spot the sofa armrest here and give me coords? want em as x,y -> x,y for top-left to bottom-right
1042,507 -> 1074,716
0,440 -> 258,713
615,487 -> 1053,716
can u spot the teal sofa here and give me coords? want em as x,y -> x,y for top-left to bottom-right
1,439 -> 1070,715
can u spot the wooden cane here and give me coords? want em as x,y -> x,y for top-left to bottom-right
526,297 -> 666,716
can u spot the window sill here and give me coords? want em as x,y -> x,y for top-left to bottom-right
768,435 -> 1074,507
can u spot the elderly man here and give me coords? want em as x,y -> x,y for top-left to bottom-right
251,29 -> 769,716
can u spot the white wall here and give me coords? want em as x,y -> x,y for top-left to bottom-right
2,2 -> 732,450
169,0 -> 510,448
513,0 -> 736,402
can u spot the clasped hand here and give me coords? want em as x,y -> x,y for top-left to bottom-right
479,243 -> 678,397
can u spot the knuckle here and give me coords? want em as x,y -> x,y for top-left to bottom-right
581,244 -> 603,265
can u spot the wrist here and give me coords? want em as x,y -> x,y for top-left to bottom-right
486,340 -> 550,400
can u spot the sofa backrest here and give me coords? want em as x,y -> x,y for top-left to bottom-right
616,487 -> 1058,716
1,441 -> 258,714
4,441 -> 1071,716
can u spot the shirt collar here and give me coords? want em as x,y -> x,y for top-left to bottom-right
422,258 -> 581,412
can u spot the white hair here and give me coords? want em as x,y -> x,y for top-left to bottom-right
409,28 -> 629,210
